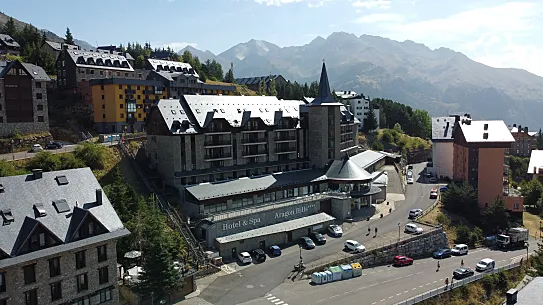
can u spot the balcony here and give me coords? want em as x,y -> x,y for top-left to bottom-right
242,150 -> 268,157
125,98 -> 136,103
204,152 -> 232,161
274,136 -> 296,143
204,140 -> 232,148
242,128 -> 266,133
275,146 -> 297,154
125,89 -> 136,95
143,89 -> 154,95
275,126 -> 296,131
241,137 -> 267,145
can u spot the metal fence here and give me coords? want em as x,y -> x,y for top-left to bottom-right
395,261 -> 522,305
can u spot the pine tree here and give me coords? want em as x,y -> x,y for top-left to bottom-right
532,241 -> 543,276
363,105 -> 378,132
64,27 -> 74,45
268,76 -> 278,96
3,17 -> 16,37
224,62 -> 235,83
258,80 -> 266,95
40,31 -> 46,46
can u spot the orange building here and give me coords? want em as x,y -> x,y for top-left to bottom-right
452,119 -> 523,215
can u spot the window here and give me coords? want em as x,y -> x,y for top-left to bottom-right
137,95 -> 141,100
97,287 -> 113,303
118,85 -> 122,89
36,93 -> 42,99
137,86 -> 140,90
97,245 -> 107,262
101,95 -> 105,100
119,94 -> 123,99
0,298 -> 6,305
138,113 -> 142,118
120,114 -> 124,118
101,104 -> 105,110
49,257 -> 61,277
514,203 -> 519,209
0,117 -> 2,123
24,289 -> 38,305
99,70 -> 103,75
101,85 -> 104,90
102,114 -> 105,119
71,296 -> 90,305
0,272 -> 5,292
38,116 -> 44,122
76,273 -> 88,292
120,104 -> 124,109
75,250 -> 86,269
98,266 -> 109,284
37,104 -> 44,111
23,264 -> 36,284
50,281 -> 62,301
36,82 -> 41,88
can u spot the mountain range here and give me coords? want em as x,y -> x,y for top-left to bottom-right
180,32 -> 543,130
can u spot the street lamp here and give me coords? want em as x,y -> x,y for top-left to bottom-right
540,221 -> 542,240
397,222 -> 401,254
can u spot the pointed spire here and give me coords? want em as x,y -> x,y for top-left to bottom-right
310,61 -> 337,105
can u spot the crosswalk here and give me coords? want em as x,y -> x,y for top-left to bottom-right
265,294 -> 289,305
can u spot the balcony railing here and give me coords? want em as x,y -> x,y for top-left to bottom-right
242,128 -> 266,133
274,136 -> 296,142
143,90 -> 154,95
275,126 -> 296,131
242,150 -> 268,157
125,89 -> 136,95
204,140 -> 232,147
204,153 -> 232,161
275,145 -> 297,154
241,138 -> 267,145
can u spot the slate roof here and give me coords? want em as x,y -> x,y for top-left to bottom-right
309,62 -> 343,106
182,95 -> 301,129
156,99 -> 198,135
325,155 -> 373,182
350,150 -> 387,170
45,41 -> 79,51
0,34 -> 20,48
146,59 -> 198,77
527,150 -> 543,174
0,168 -> 128,265
235,75 -> 281,86
0,60 -> 50,81
510,126 -> 537,136
458,120 -> 515,143
514,276 -> 543,305
66,49 -> 134,72
432,116 -> 467,141
151,70 -> 201,82
185,169 -> 327,201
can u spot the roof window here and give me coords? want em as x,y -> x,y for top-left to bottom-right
195,109 -> 201,114
0,184 -> 4,193
34,203 -> 47,217
171,110 -> 177,115
220,109 -> 225,113
55,175 -> 69,186
53,199 -> 70,213
237,109 -> 242,113
1,209 -> 14,224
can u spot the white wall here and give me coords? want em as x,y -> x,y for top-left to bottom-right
349,98 -> 379,131
432,142 -> 454,179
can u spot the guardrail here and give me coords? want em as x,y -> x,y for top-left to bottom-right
395,261 -> 522,305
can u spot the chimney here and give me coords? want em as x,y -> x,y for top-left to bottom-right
535,167 -> 538,174
524,127 -> 528,133
32,169 -> 43,179
513,124 -> 517,127
96,189 -> 103,205
518,125 -> 522,132
484,123 -> 488,130
483,132 -> 489,139
506,288 -> 518,304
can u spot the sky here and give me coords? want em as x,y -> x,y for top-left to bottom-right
3,0 -> 543,76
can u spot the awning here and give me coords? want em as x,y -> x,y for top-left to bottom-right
215,212 -> 335,244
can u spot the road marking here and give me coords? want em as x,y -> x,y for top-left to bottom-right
404,291 -> 409,293
372,303 -> 377,305
380,299 -> 386,302
267,297 -> 276,300
266,294 -> 272,297
330,295 -> 339,299
419,285 -> 423,288
426,283 -> 431,286
389,296 -> 394,298
316,299 -> 326,303
344,292 -> 349,295
412,288 -> 417,291
433,281 -> 437,283
416,272 -> 423,275
275,302 -> 284,305
396,293 -> 402,296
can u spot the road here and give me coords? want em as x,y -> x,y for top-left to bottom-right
199,162 -> 441,305
0,142 -> 116,161
240,243 -> 535,305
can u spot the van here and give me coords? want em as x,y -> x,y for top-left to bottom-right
405,223 -> 423,234
451,244 -> 468,255
476,258 -> 495,272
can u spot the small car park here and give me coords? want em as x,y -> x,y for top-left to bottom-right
405,223 -> 424,234
238,252 -> 252,264
344,240 -> 365,252
251,249 -> 267,263
300,237 -> 316,249
453,267 -> 475,280
393,255 -> 414,266
31,144 -> 43,152
407,177 -> 414,184
409,209 -> 423,219
45,141 -> 63,150
268,245 -> 281,257
451,244 -> 469,256
310,232 -> 327,245
328,224 -> 343,237
476,258 -> 495,272
430,188 -> 438,199
432,248 -> 452,259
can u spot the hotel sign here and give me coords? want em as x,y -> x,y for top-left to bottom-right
274,204 -> 316,219
222,217 -> 261,231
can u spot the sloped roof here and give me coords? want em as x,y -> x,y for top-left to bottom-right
325,155 -> 373,182
309,62 -> 343,106
146,59 -> 198,77
151,70 -> 201,82
235,75 -> 280,85
45,41 -> 78,51
0,34 -> 20,48
350,150 -> 387,170
66,49 -> 134,72
156,99 -> 198,135
0,168 -> 127,263
528,150 -> 543,174
0,60 -> 50,81
458,120 -> 515,143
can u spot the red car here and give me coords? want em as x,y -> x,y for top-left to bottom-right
393,255 -> 414,266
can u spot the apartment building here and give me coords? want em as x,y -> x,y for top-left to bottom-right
509,124 -> 537,157
89,78 -> 167,133
430,114 -> 470,179
334,91 -> 380,131
41,41 -> 79,61
0,60 -> 50,137
0,34 -> 20,56
146,59 -> 235,97
234,75 -> 287,92
0,168 -> 129,305
95,46 -> 135,68
452,118 -> 523,214
146,62 -> 395,259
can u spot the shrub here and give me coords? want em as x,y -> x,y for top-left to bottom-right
74,142 -> 108,170
372,141 -> 384,151
0,160 -> 27,177
381,130 -> 395,143
58,153 -> 86,170
27,152 -> 61,171
455,225 -> 471,244
435,213 -> 451,227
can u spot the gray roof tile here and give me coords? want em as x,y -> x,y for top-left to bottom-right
146,59 -> 198,77
66,49 -> 134,72
20,62 -> 50,81
432,116 -> 466,141
45,41 -> 78,51
325,155 -> 372,182
0,34 -> 20,48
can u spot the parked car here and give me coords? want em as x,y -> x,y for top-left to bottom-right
407,171 -> 413,178
238,252 -> 252,264
310,232 -> 327,245
432,248 -> 452,259
451,244 -> 469,256
407,165 -> 413,170
45,141 -> 63,150
393,255 -> 414,266
344,240 -> 365,252
409,209 -> 423,219
429,177 -> 437,183
440,186 -> 448,192
453,267 -> 475,280
429,188 -> 438,199
268,245 -> 281,257
251,249 -> 267,262
328,224 -> 343,237
407,177 -> 414,184
476,258 -> 495,272
31,144 -> 43,152
405,223 -> 424,234
300,237 -> 316,249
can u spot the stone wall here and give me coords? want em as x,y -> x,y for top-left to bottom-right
305,229 -> 448,275
0,133 -> 53,154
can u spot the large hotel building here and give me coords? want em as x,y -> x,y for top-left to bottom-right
146,63 -> 396,259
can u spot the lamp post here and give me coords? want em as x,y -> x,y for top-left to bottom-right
540,221 -> 542,240
526,244 -> 529,267
397,222 -> 401,254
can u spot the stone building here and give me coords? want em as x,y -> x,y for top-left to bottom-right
509,124 -> 537,157
0,60 -> 50,137
0,34 -> 20,56
41,41 -> 79,62
146,62 -> 394,259
0,168 -> 129,305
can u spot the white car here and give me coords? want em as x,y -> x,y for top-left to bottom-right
407,177 -> 414,184
237,252 -> 252,264
476,258 -> 495,272
409,209 -> 423,219
344,240 -> 365,252
407,171 -> 413,178
451,244 -> 469,255
328,224 -> 343,237
31,144 -> 43,152
405,223 -> 424,234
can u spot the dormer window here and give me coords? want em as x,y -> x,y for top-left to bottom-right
121,61 -> 129,68
86,58 -> 95,65
105,59 -> 112,66
96,58 -> 104,66
34,203 -> 47,217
